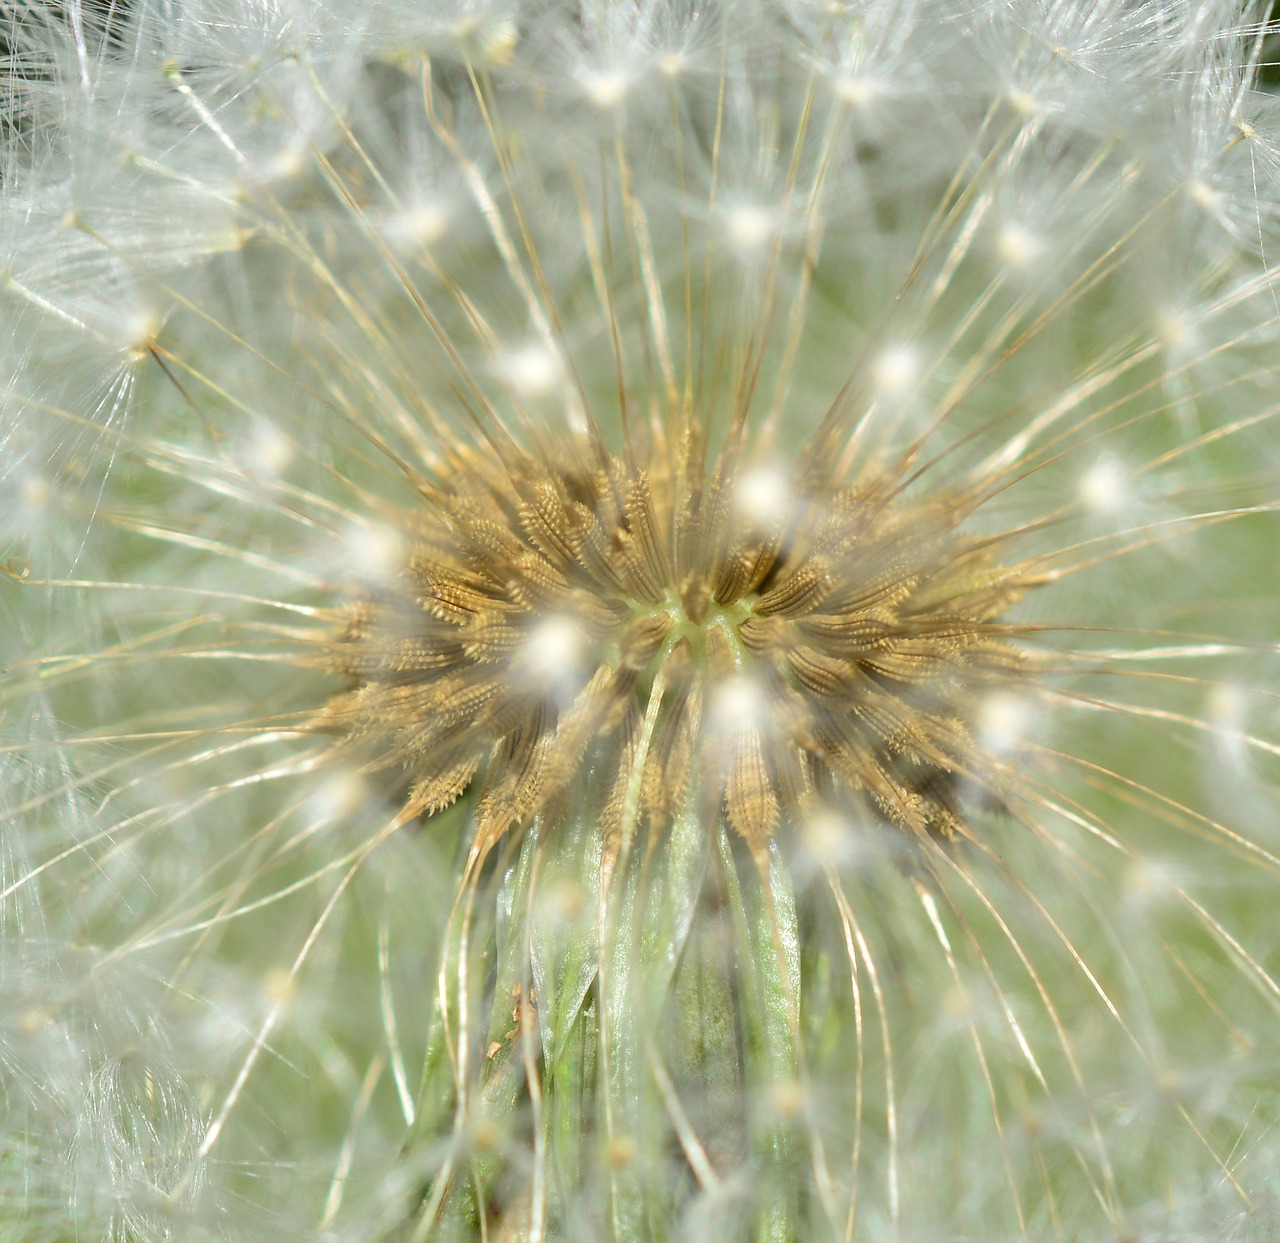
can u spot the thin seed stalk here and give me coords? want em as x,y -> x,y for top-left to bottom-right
408,790 -> 822,1240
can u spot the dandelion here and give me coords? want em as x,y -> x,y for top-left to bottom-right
3,1 -> 1280,1239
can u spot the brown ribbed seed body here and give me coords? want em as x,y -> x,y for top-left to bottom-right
319,437 -> 1028,856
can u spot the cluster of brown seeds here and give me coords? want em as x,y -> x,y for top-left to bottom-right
318,431 -> 1029,858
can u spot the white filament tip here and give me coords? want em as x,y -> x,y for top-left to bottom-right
1078,458 -> 1128,516
519,616 -> 586,686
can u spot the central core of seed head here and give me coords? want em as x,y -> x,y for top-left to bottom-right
319,440 -> 1027,853
619,592 -> 755,676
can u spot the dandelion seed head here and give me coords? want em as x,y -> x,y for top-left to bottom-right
317,426 -> 1029,852
6,0 -> 1280,1237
